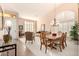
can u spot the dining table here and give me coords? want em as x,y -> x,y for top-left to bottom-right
46,33 -> 62,49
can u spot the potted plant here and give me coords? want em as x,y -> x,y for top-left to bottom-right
3,35 -> 12,43
70,22 -> 78,41
3,27 -> 12,44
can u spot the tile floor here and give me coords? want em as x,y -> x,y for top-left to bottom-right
19,36 -> 79,56
0,36 -> 79,56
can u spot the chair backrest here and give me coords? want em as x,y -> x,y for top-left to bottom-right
40,32 -> 46,39
40,32 -> 46,43
64,32 -> 67,41
59,33 -> 65,44
25,32 -> 33,41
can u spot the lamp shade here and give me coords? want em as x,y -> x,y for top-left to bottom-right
6,20 -> 12,27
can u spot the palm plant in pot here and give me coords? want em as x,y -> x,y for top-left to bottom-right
70,22 -> 78,41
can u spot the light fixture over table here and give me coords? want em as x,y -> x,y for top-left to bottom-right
50,4 -> 59,33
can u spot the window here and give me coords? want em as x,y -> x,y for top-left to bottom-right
55,10 -> 75,37
25,21 -> 35,32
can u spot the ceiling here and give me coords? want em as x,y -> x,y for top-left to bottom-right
0,3 -> 61,20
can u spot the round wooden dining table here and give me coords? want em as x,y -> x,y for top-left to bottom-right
46,34 -> 61,40
46,34 -> 62,49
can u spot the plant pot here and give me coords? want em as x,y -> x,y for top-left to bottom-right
3,35 -> 12,44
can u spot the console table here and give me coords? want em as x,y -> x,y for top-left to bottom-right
0,43 -> 17,56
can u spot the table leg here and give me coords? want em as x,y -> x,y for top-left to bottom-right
7,51 -> 9,56
15,44 -> 17,56
51,41 -> 57,49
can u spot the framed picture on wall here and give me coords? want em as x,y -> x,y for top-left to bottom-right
19,25 -> 23,30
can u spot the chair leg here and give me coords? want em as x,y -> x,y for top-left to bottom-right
62,43 -> 65,49
45,45 -> 47,53
65,41 -> 67,47
40,43 -> 42,50
31,41 -> 33,44
59,45 -> 62,52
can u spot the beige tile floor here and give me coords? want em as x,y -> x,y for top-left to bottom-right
0,36 -> 79,56
19,37 -> 79,56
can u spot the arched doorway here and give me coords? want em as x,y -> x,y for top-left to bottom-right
55,10 -> 76,37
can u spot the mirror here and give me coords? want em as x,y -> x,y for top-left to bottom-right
0,6 -> 3,30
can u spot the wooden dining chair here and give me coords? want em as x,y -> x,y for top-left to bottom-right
25,32 -> 35,44
40,32 -> 46,50
54,33 -> 65,52
64,32 -> 67,47
40,32 -> 50,53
